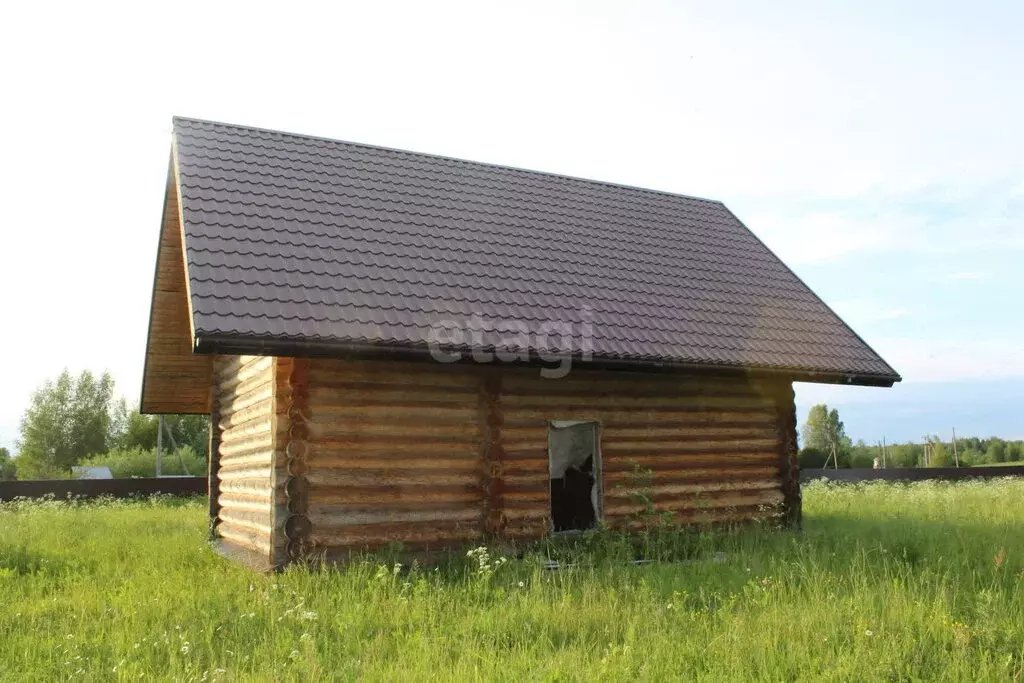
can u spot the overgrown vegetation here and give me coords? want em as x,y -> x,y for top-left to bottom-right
1,481 -> 1022,680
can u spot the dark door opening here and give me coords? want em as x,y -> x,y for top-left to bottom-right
548,421 -> 600,532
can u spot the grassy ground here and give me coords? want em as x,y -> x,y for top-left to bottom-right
1,481 -> 1023,682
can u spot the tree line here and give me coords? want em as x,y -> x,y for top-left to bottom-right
0,369 -> 209,480
800,403 -> 1024,469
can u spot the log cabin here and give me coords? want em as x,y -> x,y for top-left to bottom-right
141,117 -> 900,571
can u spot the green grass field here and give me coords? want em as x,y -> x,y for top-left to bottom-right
2,481 -> 1023,682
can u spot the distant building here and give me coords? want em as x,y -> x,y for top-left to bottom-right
141,118 -> 899,571
71,466 -> 113,480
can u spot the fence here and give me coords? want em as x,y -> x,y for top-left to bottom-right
801,466 -> 1024,483
3,468 -> 1020,501
0,477 -> 207,502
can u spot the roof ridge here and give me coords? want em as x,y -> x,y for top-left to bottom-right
172,116 -> 726,208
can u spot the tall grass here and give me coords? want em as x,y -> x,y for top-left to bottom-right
1,480 -> 1022,681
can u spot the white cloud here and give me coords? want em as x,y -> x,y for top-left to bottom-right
947,272 -> 986,281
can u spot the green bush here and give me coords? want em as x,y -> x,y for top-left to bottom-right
798,446 -> 828,468
80,447 -> 205,478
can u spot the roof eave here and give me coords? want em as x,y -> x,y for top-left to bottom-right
193,333 -> 900,388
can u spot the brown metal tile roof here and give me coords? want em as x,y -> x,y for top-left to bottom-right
171,117 -> 900,385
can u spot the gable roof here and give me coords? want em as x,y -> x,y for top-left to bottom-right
142,117 -> 899,411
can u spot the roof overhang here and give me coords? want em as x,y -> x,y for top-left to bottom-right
193,332 -> 900,388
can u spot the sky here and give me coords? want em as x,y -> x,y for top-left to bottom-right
0,0 -> 1021,453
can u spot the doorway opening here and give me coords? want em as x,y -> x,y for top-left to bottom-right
548,421 -> 601,532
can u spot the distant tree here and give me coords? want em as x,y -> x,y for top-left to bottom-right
1005,442 -> 1022,463
0,447 -> 16,481
985,440 -> 1007,464
801,404 -> 851,465
108,402 -> 210,458
959,447 -> 984,467
889,443 -> 921,468
164,415 -> 211,457
16,370 -> 116,479
109,399 -> 159,451
928,441 -> 953,467
848,440 -> 876,468
798,447 -> 828,468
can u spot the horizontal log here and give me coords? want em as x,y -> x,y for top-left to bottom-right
219,508 -> 274,536
218,416 -> 272,443
217,357 -> 274,393
217,466 -> 274,482
604,488 -> 783,517
502,507 -> 549,523
310,403 -> 478,424
601,438 -> 780,453
218,525 -> 272,556
306,468 -> 481,488
602,452 -> 780,470
311,358 -> 479,387
217,450 -> 274,471
610,504 -> 782,529
310,521 -> 484,547
604,477 -> 781,498
218,492 -> 274,511
500,371 -> 781,397
309,419 -> 480,441
309,386 -> 477,407
501,409 -> 776,427
500,393 -> 777,411
311,440 -> 479,458
309,504 -> 482,527
311,483 -> 484,506
309,454 -> 483,472
218,383 -> 274,417
218,434 -> 273,458
218,396 -> 274,426
218,480 -> 275,497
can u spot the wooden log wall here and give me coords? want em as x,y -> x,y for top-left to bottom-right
292,358 -> 795,563
211,355 -> 283,570
498,369 -> 789,537
301,358 -> 487,561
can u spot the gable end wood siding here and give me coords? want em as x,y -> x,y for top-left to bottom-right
285,359 -> 793,562
139,165 -> 211,414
